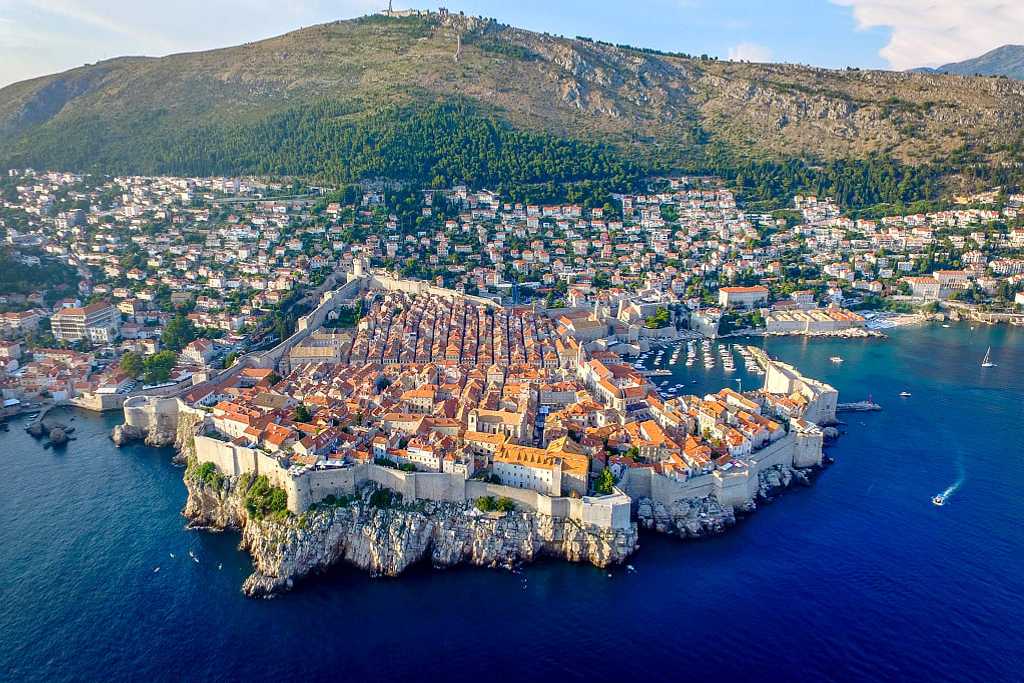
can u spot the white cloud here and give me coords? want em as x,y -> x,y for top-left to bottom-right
26,0 -> 174,48
832,0 -> 1024,70
727,41 -> 773,63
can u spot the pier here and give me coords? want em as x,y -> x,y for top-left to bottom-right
836,401 -> 882,413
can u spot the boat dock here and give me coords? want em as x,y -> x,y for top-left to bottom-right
836,401 -> 882,413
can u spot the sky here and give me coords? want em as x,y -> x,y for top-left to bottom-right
1,0 -> 1022,88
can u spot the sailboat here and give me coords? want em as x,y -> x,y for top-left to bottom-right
981,347 -> 997,368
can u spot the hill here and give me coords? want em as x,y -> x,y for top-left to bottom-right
2,12 -> 1024,206
916,45 -> 1024,80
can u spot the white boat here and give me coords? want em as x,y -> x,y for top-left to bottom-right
981,347 -> 996,368
932,495 -> 945,506
153,566 -> 160,573
899,391 -> 911,398
830,356 -> 844,364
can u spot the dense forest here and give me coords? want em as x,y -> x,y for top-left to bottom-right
697,151 -> 946,208
3,102 -> 642,195
5,97 -> 1022,210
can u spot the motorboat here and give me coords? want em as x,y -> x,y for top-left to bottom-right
932,495 -> 945,506
830,356 -> 844,364
899,391 -> 911,398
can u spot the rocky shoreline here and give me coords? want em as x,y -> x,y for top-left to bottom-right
120,410 -> 832,598
181,459 -> 827,597
636,463 -> 821,539
184,473 -> 639,598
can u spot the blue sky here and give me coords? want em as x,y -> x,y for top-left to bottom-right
1,1 -> 1022,88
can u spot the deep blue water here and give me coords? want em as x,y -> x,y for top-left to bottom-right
2,323 -> 1023,682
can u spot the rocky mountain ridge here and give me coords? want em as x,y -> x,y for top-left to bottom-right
2,12 -> 1023,176
915,45 -> 1024,80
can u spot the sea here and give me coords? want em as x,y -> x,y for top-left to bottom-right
2,322 -> 1022,682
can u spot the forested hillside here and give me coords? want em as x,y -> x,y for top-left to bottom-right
2,12 -> 1024,207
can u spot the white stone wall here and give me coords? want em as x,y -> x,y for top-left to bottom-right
620,432 -> 809,510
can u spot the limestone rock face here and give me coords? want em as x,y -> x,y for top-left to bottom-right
183,474 -> 247,530
757,464 -> 811,500
635,495 -> 737,539
171,410 -> 204,464
111,422 -> 143,446
183,478 -> 638,598
143,414 -> 177,448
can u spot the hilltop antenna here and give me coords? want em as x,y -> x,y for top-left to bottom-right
455,32 -> 462,62
386,0 -> 393,16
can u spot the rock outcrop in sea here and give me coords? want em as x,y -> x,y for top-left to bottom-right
184,473 -> 639,598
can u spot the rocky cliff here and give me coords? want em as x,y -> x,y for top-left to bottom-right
183,474 -> 639,598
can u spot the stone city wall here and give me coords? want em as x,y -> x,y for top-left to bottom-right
123,395 -> 183,434
68,391 -> 126,412
620,432 -> 814,509
193,434 -> 629,528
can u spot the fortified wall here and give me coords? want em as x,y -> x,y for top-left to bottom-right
193,434 -> 631,529
363,269 -> 503,310
619,429 -> 822,508
123,395 -> 185,437
68,391 -> 126,412
120,395 -> 208,449
247,267 -> 498,374
752,348 -> 839,425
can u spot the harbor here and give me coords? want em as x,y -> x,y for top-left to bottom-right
2,321 -> 1021,682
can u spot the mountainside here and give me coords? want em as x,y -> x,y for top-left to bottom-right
917,45 -> 1024,80
2,12 -> 1024,198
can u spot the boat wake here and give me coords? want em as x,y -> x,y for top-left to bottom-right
934,458 -> 966,506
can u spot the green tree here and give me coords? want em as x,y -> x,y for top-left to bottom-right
120,351 -> 144,378
644,307 -> 671,329
293,404 -> 312,422
595,468 -> 616,495
244,475 -> 290,519
142,350 -> 177,384
161,314 -> 198,351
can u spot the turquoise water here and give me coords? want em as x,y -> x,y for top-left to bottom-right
1,323 -> 1022,681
